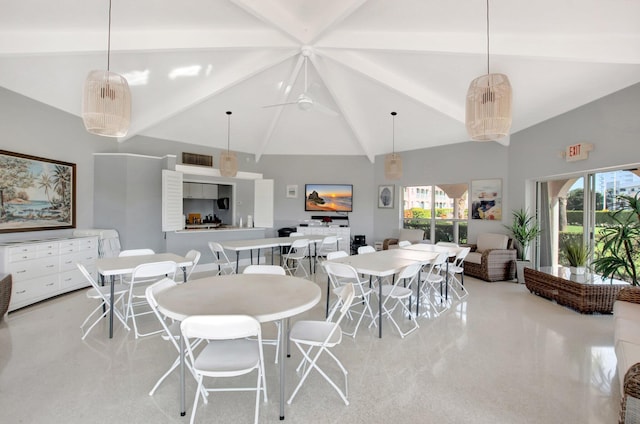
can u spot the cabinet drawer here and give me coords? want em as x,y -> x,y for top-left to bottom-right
9,245 -> 37,262
8,256 -> 59,282
59,240 -> 79,254
78,238 -> 97,251
9,274 -> 60,310
36,242 -> 60,258
60,269 -> 91,291
60,251 -> 98,272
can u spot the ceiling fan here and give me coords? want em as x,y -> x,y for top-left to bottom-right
262,50 -> 338,116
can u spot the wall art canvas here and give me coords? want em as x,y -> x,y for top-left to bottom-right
471,178 -> 502,220
378,185 -> 394,208
0,150 -> 76,233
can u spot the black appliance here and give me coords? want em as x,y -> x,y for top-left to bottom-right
217,197 -> 229,209
351,235 -> 367,255
278,227 -> 296,238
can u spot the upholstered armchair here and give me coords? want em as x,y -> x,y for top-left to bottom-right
463,233 -> 516,282
383,229 -> 425,250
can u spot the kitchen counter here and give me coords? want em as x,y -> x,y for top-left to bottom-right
178,226 -> 260,231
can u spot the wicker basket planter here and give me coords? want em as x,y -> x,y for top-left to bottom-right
0,273 -> 12,321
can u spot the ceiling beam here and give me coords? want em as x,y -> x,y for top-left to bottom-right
319,49 -> 465,123
119,49 -> 298,142
228,0 -> 306,44
306,0 -> 370,45
255,54 -> 305,162
0,29 -> 295,55
310,54 -> 375,162
317,31 -> 640,65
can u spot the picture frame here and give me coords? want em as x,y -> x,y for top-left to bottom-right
286,184 -> 298,198
0,150 -> 76,233
378,184 -> 394,208
471,178 -> 502,220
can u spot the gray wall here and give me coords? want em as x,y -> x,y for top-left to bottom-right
1,82 -> 639,250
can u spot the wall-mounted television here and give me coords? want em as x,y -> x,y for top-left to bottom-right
305,184 -> 353,212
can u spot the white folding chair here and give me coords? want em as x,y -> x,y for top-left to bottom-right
243,265 -> 286,363
125,261 -> 177,338
145,278 -> 205,397
377,263 -> 421,338
282,238 -> 310,278
77,263 -> 130,339
418,252 -> 449,316
436,242 -> 459,248
397,240 -> 412,248
119,248 -> 155,257
207,241 -> 236,275
182,249 -> 201,282
287,283 -> 355,406
317,235 -> 338,259
357,245 -> 376,254
182,315 -> 267,424
324,262 -> 376,338
445,247 -> 471,299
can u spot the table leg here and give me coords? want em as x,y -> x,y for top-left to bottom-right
180,331 -> 186,416
236,252 -> 240,274
326,276 -> 330,318
181,266 -> 187,283
279,317 -> 286,420
377,276 -> 382,338
109,275 -> 115,339
251,249 -> 254,265
271,247 -> 275,265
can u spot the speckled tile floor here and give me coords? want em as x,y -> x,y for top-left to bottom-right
0,270 -> 620,423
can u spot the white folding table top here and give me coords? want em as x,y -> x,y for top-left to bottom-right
96,253 -> 193,276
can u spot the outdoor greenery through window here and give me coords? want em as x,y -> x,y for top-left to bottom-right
402,184 -> 469,244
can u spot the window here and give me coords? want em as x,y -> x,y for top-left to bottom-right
402,184 -> 468,244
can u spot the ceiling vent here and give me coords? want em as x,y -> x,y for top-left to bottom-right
182,152 -> 213,167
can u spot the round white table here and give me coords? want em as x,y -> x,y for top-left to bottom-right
156,273 -> 321,420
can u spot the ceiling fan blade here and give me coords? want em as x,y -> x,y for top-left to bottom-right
262,101 -> 298,109
313,101 -> 339,116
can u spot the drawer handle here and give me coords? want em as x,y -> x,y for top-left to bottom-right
46,283 -> 55,286
46,264 -> 55,268
21,255 -> 28,259
16,290 -> 26,294
64,278 -> 72,282
16,270 -> 26,274
65,260 -> 72,264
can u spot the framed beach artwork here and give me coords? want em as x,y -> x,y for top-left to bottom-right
0,150 -> 76,233
471,178 -> 502,220
378,185 -> 394,208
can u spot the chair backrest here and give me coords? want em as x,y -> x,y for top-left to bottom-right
436,242 -> 459,248
184,249 -> 201,280
357,245 -> 375,254
455,247 -> 471,263
77,263 -> 100,292
289,232 -> 304,237
208,241 -> 234,263
326,251 -> 348,260
397,240 -> 411,248
243,265 -> 286,275
327,283 -> 356,322
145,278 -> 181,348
286,238 -> 309,257
398,228 -> 424,243
397,262 -> 423,281
131,261 -> 177,282
119,248 -> 155,257
181,315 -> 261,341
324,261 -> 359,280
433,252 -> 449,266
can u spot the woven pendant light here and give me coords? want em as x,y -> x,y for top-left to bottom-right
384,112 -> 402,180
82,0 -> 131,138
465,0 -> 512,142
220,111 -> 238,177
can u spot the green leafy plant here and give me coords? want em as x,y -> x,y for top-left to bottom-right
563,240 -> 589,267
504,208 -> 542,261
592,193 -> 640,285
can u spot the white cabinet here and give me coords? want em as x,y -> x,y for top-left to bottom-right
183,182 -> 218,199
0,236 -> 98,312
296,226 -> 351,253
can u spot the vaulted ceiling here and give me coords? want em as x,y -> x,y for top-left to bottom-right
2,0 -> 639,162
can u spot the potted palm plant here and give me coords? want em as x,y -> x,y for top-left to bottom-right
563,240 -> 589,275
505,208 -> 542,284
592,193 -> 640,285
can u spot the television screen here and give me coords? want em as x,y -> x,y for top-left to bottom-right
305,184 -> 353,212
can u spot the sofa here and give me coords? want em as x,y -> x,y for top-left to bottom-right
463,233 -> 516,282
614,287 -> 640,423
383,229 -> 425,250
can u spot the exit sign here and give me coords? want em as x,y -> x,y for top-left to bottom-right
565,143 -> 593,162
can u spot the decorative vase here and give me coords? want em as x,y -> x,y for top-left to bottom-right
570,266 -> 586,275
516,260 -> 531,284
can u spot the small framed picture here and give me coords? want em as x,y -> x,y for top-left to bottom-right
286,184 -> 298,198
378,185 -> 394,208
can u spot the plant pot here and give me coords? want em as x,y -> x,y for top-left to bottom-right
516,260 -> 532,284
570,266 -> 586,275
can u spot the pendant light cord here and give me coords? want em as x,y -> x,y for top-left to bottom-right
107,0 -> 112,72
486,0 -> 490,75
226,111 -> 232,153
391,111 -> 397,154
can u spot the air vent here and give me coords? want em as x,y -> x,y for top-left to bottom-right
182,152 -> 213,167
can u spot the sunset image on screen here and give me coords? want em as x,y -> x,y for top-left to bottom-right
305,184 -> 353,212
